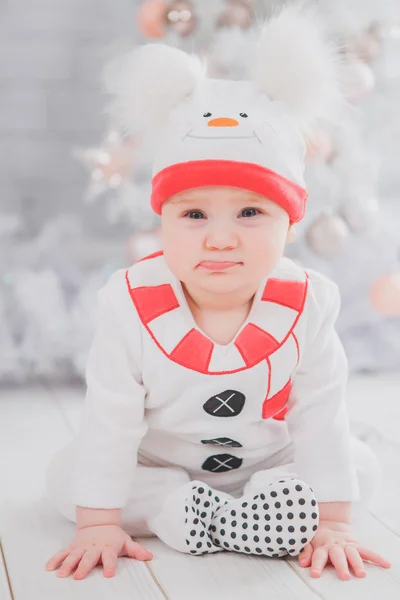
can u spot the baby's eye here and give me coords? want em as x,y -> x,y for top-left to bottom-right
240,207 -> 260,218
203,112 -> 212,117
185,210 -> 206,219
239,112 -> 248,118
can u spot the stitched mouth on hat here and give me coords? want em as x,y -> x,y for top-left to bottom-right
183,129 -> 262,144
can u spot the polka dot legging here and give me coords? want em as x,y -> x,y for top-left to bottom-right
147,475 -> 319,557
208,478 -> 319,557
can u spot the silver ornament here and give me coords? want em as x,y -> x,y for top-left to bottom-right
217,0 -> 253,30
306,214 -> 350,258
339,196 -> 380,233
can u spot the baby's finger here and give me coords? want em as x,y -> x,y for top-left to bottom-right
57,549 -> 85,577
102,547 -> 118,578
310,547 -> 329,578
329,546 -> 351,580
345,546 -> 366,578
126,539 -> 153,561
357,547 -> 392,569
73,549 -> 102,580
46,548 -> 71,571
298,544 -> 313,567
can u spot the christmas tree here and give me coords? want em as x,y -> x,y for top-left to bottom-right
1,0 -> 399,382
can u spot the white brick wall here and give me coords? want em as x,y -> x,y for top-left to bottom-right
0,0 -> 142,234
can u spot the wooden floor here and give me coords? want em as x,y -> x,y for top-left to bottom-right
0,374 -> 399,599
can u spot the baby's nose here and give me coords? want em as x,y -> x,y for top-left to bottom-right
207,117 -> 239,127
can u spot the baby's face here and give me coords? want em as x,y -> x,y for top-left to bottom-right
161,186 -> 293,296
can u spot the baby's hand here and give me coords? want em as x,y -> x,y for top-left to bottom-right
45,524 -> 153,580
298,519 -> 391,580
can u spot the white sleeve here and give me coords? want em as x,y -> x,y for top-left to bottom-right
285,274 -> 360,503
71,272 -> 148,509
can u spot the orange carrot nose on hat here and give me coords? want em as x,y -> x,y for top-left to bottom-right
103,4 -> 345,223
208,118 -> 239,127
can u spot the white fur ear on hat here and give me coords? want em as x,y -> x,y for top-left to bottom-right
250,3 -> 345,137
102,43 -> 206,134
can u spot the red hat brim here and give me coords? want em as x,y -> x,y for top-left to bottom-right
151,160 -> 307,222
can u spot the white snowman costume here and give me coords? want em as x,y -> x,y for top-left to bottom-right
45,7 -> 381,559
45,250 -> 380,556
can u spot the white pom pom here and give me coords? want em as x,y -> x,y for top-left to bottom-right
251,3 -> 345,136
103,43 -> 206,134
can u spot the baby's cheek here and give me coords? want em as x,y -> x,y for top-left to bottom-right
164,240 -> 195,276
252,236 -> 283,272
265,237 -> 286,262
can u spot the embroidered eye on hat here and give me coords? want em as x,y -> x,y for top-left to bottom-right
103,4 -> 344,223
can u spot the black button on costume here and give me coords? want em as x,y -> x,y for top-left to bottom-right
202,454 -> 243,473
201,437 -> 243,448
202,390 -> 245,417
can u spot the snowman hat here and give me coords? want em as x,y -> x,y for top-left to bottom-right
104,4 -> 344,223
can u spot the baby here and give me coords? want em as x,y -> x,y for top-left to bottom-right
45,5 -> 391,582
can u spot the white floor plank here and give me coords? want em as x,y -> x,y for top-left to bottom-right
0,386 -> 165,600
0,386 -> 74,502
0,546 -> 12,600
347,373 -> 400,448
346,373 -> 400,536
139,537 -> 321,600
40,382 -> 84,435
366,438 -> 400,536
